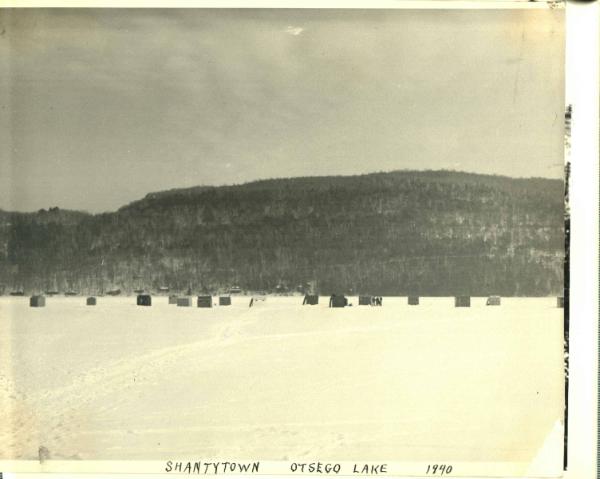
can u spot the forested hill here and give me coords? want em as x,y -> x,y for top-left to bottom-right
0,170 -> 565,296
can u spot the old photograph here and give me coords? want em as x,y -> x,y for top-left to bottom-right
0,6 -> 566,476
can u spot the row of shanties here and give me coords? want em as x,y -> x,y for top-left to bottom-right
140,294 -> 230,307
28,295 -> 109,307
26,294 -> 566,309
27,294 -> 231,307
303,294 -> 566,309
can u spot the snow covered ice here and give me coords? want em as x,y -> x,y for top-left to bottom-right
0,296 -> 564,462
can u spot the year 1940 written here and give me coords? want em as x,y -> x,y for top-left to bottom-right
426,464 -> 453,475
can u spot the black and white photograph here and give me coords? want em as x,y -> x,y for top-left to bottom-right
0,4 -> 577,477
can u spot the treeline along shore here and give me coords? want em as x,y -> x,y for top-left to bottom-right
0,170 -> 565,296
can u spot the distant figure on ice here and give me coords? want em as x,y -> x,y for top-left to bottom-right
38,446 -> 50,463
249,297 -> 254,308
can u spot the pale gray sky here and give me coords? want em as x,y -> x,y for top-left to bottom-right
0,8 -> 564,213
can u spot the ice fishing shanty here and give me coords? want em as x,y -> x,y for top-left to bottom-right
358,295 -> 371,305
359,295 -> 382,306
455,296 -> 471,307
408,296 -> 419,305
86,297 -> 97,306
29,295 -> 46,307
197,295 -> 212,308
168,295 -> 178,305
219,296 -> 232,306
303,294 -> 319,305
137,294 -> 152,306
177,297 -> 192,307
329,294 -> 348,308
486,296 -> 501,306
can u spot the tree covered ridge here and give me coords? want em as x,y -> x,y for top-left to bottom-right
0,170 -> 565,296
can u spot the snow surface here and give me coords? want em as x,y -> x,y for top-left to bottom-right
0,296 -> 564,462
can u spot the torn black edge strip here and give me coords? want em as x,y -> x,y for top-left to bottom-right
563,103 -> 571,471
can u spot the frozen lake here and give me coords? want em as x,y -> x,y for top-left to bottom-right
0,296 -> 564,463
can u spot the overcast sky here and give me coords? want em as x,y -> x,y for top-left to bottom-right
0,8 -> 564,213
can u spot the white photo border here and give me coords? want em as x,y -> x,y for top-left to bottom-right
0,1 -> 596,478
